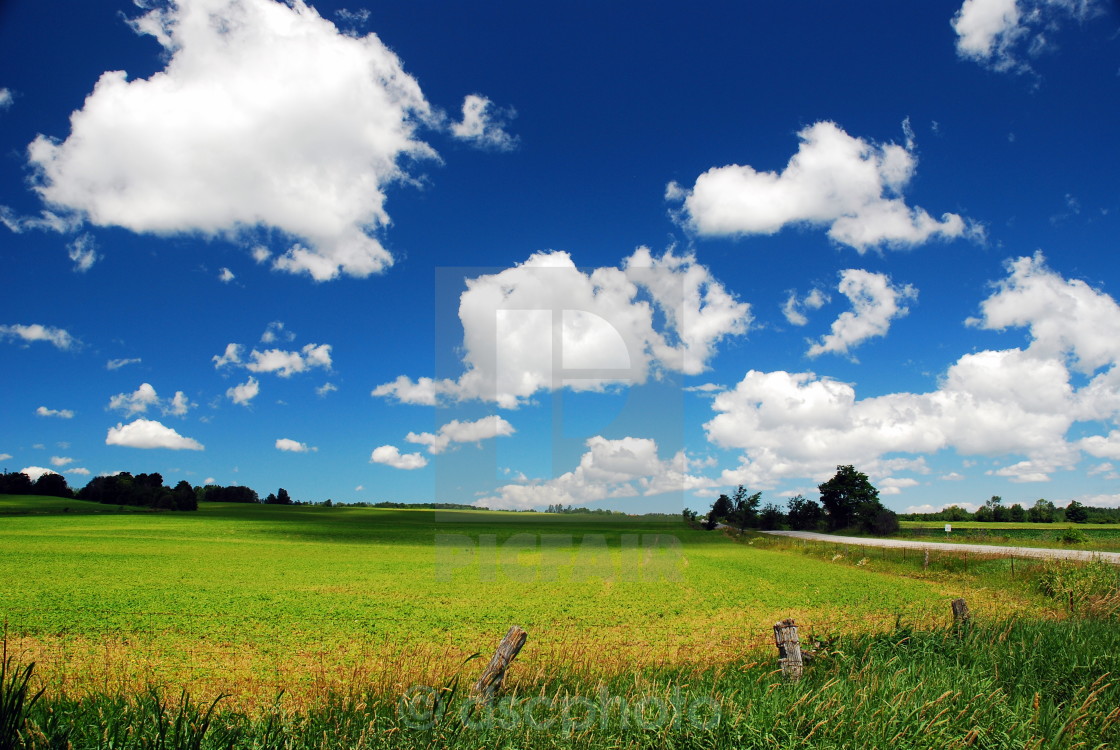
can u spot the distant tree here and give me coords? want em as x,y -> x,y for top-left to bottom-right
974,505 -> 993,523
1064,500 -> 1089,524
682,508 -> 699,528
0,471 -> 35,495
985,495 -> 1008,522
819,465 -> 879,531
1008,503 -> 1026,522
868,507 -> 900,535
757,502 -> 785,530
728,486 -> 761,530
708,494 -> 733,526
265,493 -> 278,505
786,495 -> 824,531
274,488 -> 292,505
1027,498 -> 1056,523
942,505 -> 972,522
33,472 -> 72,498
172,480 -> 197,511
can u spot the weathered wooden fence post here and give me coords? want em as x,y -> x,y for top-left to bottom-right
923,549 -> 929,570
951,598 -> 970,624
473,625 -> 527,702
773,618 -> 803,681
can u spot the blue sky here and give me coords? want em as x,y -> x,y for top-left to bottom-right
1,0 -> 1118,514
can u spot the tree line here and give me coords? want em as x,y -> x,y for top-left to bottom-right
900,495 -> 1117,524
683,465 -> 901,536
0,470 -> 299,512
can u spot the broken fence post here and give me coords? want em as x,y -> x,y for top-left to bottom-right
773,618 -> 803,682
473,625 -> 527,702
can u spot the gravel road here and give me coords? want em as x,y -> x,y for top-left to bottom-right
761,529 -> 1120,564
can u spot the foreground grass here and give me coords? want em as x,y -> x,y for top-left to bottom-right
5,618 -> 1119,749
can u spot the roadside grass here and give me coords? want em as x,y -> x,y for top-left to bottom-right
4,617 -> 1118,749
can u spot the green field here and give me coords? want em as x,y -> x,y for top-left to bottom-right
2,495 -> 1118,747
896,520 -> 1120,552
0,496 -> 1050,707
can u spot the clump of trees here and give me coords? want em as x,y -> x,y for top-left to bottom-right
902,496 -> 1114,524
78,472 -> 197,511
695,465 -> 899,536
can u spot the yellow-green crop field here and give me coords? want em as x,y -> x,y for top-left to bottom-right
0,497 -> 1059,711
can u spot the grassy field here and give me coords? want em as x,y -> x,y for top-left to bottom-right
1,495 -> 1117,747
896,520 -> 1120,552
0,496 -> 1055,708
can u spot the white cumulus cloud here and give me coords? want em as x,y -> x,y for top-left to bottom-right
667,121 -> 972,252
477,435 -> 714,510
227,377 -> 260,406
20,466 -> 59,482
807,269 -> 917,358
27,0 -> 446,281
374,247 -> 750,407
276,438 -> 315,453
406,415 -> 515,455
704,253 -> 1120,493
106,418 -> 204,450
952,0 -> 1104,73
370,445 -> 428,470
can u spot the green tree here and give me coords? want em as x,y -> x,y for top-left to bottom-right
819,465 -> 879,531
786,495 -> 824,531
1064,500 -> 1089,524
729,486 -> 761,530
1008,503 -> 1026,522
1027,498 -> 1056,523
276,488 -> 292,505
32,472 -> 72,498
757,502 -> 785,530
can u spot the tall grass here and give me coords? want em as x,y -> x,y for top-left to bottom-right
11,617 -> 1120,749
1,639 -> 44,750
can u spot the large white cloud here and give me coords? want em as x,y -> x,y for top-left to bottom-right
406,415 -> 515,455
952,0 -> 1104,73
705,253 -> 1120,490
969,251 -> 1120,374
26,0 -> 443,281
370,445 -> 428,470
0,324 -> 78,350
374,247 -> 750,407
807,269 -> 917,358
106,418 -> 204,450
20,466 -> 60,482
667,121 -> 971,252
477,435 -> 714,510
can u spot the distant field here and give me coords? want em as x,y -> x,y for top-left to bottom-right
901,520 -> 1115,530
897,520 -> 1120,552
0,495 -> 1063,709
0,494 -> 153,515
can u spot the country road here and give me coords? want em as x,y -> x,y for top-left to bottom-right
760,530 -> 1120,564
